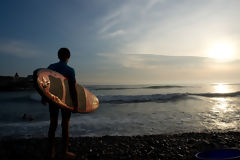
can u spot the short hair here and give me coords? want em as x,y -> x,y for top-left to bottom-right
58,48 -> 70,61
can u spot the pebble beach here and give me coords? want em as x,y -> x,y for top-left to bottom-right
1,131 -> 240,160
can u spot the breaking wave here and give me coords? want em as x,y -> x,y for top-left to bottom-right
99,91 -> 240,104
144,85 -> 185,89
1,91 -> 240,104
87,85 -> 187,91
0,93 -> 41,103
98,93 -> 189,103
191,91 -> 240,97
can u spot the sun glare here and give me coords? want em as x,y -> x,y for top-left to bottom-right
208,43 -> 235,61
214,83 -> 230,93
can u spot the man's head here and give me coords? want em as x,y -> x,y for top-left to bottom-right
58,48 -> 71,62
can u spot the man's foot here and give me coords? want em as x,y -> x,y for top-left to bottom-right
49,150 -> 56,159
64,151 -> 76,159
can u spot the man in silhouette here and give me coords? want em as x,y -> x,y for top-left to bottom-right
42,48 -> 78,159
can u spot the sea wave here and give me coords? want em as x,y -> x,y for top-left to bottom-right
0,93 -> 41,103
144,85 -> 185,89
191,91 -> 240,98
1,91 -> 240,104
88,85 -> 187,91
98,93 -> 189,103
89,87 -> 138,91
99,91 -> 240,103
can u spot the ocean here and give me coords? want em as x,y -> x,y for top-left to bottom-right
0,83 -> 240,139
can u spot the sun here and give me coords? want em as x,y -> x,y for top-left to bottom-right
208,42 -> 235,61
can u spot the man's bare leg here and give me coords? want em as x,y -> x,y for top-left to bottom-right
62,112 -> 76,159
48,116 -> 58,159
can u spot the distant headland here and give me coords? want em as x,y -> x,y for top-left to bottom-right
0,73 -> 34,91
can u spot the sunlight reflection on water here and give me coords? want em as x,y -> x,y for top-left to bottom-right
201,83 -> 238,131
212,98 -> 232,112
213,83 -> 232,93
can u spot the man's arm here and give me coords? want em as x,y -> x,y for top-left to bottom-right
69,81 -> 78,112
41,96 -> 48,106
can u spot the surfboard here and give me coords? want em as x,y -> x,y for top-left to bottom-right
33,68 -> 99,113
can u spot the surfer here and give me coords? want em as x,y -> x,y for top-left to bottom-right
41,48 -> 78,159
22,113 -> 34,121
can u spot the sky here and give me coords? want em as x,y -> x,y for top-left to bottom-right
0,0 -> 240,84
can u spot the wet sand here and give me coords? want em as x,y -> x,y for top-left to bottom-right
0,132 -> 240,160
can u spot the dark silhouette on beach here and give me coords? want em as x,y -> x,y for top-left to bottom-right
41,48 -> 78,159
22,114 -> 34,121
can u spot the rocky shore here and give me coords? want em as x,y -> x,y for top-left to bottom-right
0,132 -> 240,160
0,74 -> 33,91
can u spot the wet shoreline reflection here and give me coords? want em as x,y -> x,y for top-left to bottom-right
201,83 -> 238,131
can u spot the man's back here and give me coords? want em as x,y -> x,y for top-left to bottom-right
48,61 -> 76,83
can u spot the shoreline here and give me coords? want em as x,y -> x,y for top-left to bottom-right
1,131 -> 240,160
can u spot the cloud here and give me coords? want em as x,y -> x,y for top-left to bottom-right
102,30 -> 126,39
0,40 -> 41,58
98,0 -> 164,39
97,0 -> 240,57
98,53 -> 237,70
97,53 -> 240,83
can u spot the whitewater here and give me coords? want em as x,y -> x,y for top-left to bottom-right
0,83 -> 240,139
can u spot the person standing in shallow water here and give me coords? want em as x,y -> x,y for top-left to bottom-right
41,48 -> 78,159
